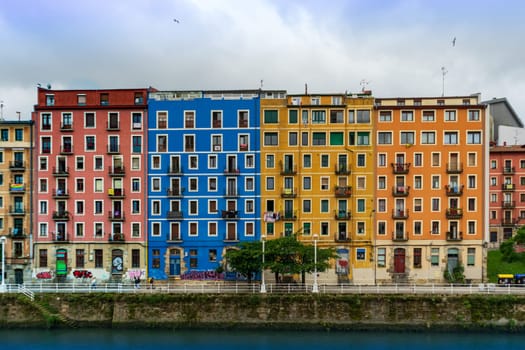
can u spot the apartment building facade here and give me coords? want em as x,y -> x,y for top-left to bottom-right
147,90 -> 261,280
0,120 -> 34,284
260,91 -> 375,284
32,87 -> 149,282
488,145 -> 525,248
374,95 -> 487,283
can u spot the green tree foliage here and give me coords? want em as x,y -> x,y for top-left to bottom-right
500,226 -> 525,263
222,241 -> 262,283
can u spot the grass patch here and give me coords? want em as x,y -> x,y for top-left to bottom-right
487,249 -> 525,283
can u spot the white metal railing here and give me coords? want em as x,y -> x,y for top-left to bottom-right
1,282 -> 524,295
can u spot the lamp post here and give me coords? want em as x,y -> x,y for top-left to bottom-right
0,236 -> 6,292
312,234 -> 319,293
260,234 -> 266,293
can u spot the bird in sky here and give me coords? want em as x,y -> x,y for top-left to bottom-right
452,37 -> 456,47
173,18 -> 180,23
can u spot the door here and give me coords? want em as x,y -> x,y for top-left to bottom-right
169,249 -> 181,276
450,153 -> 459,170
394,248 -> 405,273
14,269 -> 23,285
447,248 -> 459,274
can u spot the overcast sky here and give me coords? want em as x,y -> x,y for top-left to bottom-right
1,0 -> 525,120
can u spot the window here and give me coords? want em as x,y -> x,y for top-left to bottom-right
378,222 -> 386,235
264,110 -> 278,123
303,154 -> 311,168
151,178 -> 160,192
46,95 -> 55,106
357,154 -> 365,167
320,177 -> 329,190
377,199 -> 386,212
444,132 -> 458,144
467,131 -> 481,144
414,222 -> 422,235
189,222 -> 198,237
432,153 -> 440,166
76,249 -> 85,268
377,248 -> 386,267
356,248 -> 366,260
445,110 -> 456,121
132,178 -> 140,192
330,132 -> 344,145
39,249 -> 48,267
468,221 -> 476,234
132,200 -> 140,214
246,177 -> 254,191
377,132 -> 392,144
401,111 -> 413,121
289,132 -> 298,146
400,132 -> 414,145
189,178 -> 198,191
312,132 -> 326,145
413,248 -> 422,268
312,110 -> 326,124
15,128 -> 23,141
357,132 -> 370,145
357,199 -> 365,212
421,132 -> 435,144
379,111 -> 391,122
189,200 -> 198,215
491,160 -> 497,169
414,153 -> 422,166
303,199 -> 311,213
431,248 -> 439,266
378,154 -> 386,167
301,132 -> 309,146
378,176 -> 386,189
431,221 -> 440,234
320,199 -> 329,213
330,110 -> 344,123
303,177 -> 311,190
357,177 -> 365,190
41,113 -> 52,130
266,177 -> 274,190
467,248 -> 475,266
356,110 -> 370,123
303,222 -> 311,236
132,136 -> 142,153
76,157 -> 84,170
422,111 -> 435,122
76,201 -> 84,214
468,110 -> 480,121
288,110 -> 298,124
414,198 -> 422,212
94,200 -> 103,214
264,132 -> 278,146
468,198 -> 476,211
321,154 -> 329,167
414,176 -> 422,189
468,153 -> 476,166
432,198 -> 440,211
42,137 -> 51,153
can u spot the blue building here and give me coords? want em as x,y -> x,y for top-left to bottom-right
147,90 -> 262,280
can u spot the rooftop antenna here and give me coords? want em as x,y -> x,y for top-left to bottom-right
305,83 -> 308,95
260,79 -> 263,89
16,111 -> 21,121
0,101 -> 4,121
360,79 -> 369,92
441,66 -> 448,97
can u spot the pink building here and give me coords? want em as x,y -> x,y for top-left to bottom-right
489,145 -> 525,248
32,87 -> 150,282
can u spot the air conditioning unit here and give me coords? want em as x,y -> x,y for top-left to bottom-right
213,145 -> 221,151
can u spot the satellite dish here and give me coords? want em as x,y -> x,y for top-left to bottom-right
47,84 -> 52,89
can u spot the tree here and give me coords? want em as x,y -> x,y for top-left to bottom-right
297,243 -> 337,284
500,226 -> 525,263
222,241 -> 262,283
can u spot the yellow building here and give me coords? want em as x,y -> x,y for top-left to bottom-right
374,95 -> 487,283
260,91 -> 375,284
0,120 -> 34,284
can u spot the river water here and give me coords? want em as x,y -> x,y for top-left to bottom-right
1,329 -> 525,349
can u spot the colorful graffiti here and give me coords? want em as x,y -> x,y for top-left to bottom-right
36,271 -> 53,279
73,270 -> 93,279
181,270 -> 224,280
127,269 -> 145,280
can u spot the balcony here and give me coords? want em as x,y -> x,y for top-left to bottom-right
60,123 -> 73,131
281,187 -> 297,198
334,186 -> 352,197
392,231 -> 409,242
51,231 -> 69,242
107,145 -> 120,154
168,166 -> 183,175
281,210 -> 297,221
391,163 -> 410,174
221,210 -> 239,220
334,210 -> 352,220
108,233 -> 125,243
53,188 -> 71,198
108,166 -> 125,176
9,160 -> 26,171
502,183 -> 515,191
335,232 -> 351,243
167,211 -> 183,219
446,208 -> 463,219
224,188 -> 239,198
108,188 -> 125,198
224,167 -> 240,175
392,209 -> 409,219
335,164 -> 351,175
503,167 -> 516,175
445,184 -> 464,196
167,187 -> 185,197
502,218 -> 517,226
446,162 -> 463,174
9,206 -> 26,216
9,183 -> 25,193
108,210 -> 125,221
8,228 -> 27,239
280,162 -> 297,175
52,166 -> 69,177
502,201 -> 516,209
52,211 -> 70,221
60,145 -> 73,155
392,185 -> 410,197
446,231 -> 463,241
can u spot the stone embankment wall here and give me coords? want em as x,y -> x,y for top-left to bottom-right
1,293 -> 525,331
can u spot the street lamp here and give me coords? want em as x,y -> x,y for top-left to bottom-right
312,234 -> 319,293
260,234 -> 266,293
0,236 -> 6,292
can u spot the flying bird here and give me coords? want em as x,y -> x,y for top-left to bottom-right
173,18 -> 180,23
452,37 -> 456,47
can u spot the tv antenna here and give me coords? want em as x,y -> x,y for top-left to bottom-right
0,101 -> 4,121
360,79 -> 369,92
441,67 -> 448,97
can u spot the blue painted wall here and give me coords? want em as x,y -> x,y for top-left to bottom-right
147,92 -> 261,280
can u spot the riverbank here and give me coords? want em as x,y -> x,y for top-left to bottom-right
1,293 -> 525,331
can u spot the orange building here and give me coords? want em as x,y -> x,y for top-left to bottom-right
374,95 -> 487,283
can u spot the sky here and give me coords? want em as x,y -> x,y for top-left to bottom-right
1,0 -> 525,120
